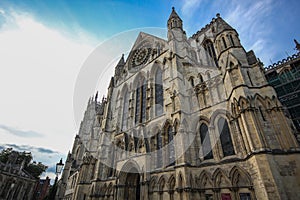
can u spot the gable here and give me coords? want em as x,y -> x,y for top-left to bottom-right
125,32 -> 168,72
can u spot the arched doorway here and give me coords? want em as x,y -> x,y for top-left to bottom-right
118,161 -> 141,200
124,169 -> 140,200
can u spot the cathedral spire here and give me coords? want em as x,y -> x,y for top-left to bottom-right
167,7 -> 183,30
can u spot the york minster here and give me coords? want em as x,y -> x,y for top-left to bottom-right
57,8 -> 300,200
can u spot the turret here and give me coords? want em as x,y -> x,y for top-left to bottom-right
167,7 -> 188,57
212,14 -> 244,63
167,7 -> 183,31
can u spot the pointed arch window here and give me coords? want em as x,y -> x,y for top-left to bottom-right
135,78 -> 147,124
218,117 -> 235,157
229,34 -> 235,46
199,74 -> 204,83
189,76 -> 195,87
203,40 -> 218,67
122,88 -> 129,130
222,37 -> 227,49
200,124 -> 213,160
156,131 -> 163,168
167,125 -> 175,166
155,68 -> 164,116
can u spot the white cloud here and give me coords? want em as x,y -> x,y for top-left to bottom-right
0,124 -> 43,137
0,9 -> 97,153
222,0 -> 276,63
181,0 -> 202,18
0,8 -> 5,15
0,143 -> 65,182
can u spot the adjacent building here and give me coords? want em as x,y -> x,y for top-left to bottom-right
264,41 -> 300,142
57,8 -> 300,200
0,151 -> 37,200
33,176 -> 51,200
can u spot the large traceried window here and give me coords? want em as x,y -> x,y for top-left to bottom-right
135,78 -> 147,124
203,40 -> 218,67
200,124 -> 213,160
122,88 -> 129,130
218,117 -> 235,157
155,67 -> 164,116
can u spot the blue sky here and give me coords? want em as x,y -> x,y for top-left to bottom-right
1,0 -> 299,62
0,0 -> 299,181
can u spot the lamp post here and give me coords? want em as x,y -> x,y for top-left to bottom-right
55,159 -> 64,181
49,158 -> 64,200
55,158 -> 64,200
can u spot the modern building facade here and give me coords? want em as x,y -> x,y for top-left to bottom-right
264,41 -> 300,142
58,8 -> 300,200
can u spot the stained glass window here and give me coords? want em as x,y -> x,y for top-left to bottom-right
135,78 -> 147,124
141,79 -> 147,122
200,124 -> 213,160
155,68 -> 164,116
157,131 -> 162,168
218,117 -> 235,157
135,87 -> 141,124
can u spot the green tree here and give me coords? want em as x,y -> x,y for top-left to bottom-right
0,148 -> 47,178
0,147 -> 13,163
25,161 -> 48,178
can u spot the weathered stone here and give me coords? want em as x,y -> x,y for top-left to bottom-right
57,8 -> 300,200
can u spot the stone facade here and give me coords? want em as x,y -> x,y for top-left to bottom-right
57,8 -> 300,200
0,152 -> 37,200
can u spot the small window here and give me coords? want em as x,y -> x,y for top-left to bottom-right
199,74 -> 204,83
240,193 -> 251,200
229,34 -> 235,46
189,77 -> 195,87
222,37 -> 227,49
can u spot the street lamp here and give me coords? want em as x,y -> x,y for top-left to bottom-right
56,159 -> 64,177
49,159 -> 64,200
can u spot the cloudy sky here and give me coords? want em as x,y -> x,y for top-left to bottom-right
0,0 -> 299,180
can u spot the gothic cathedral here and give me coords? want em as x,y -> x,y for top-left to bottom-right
57,8 -> 300,200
